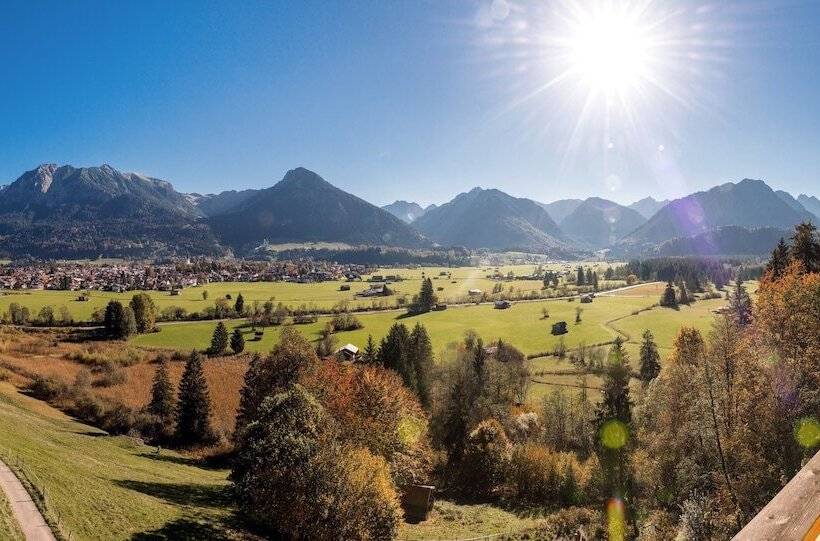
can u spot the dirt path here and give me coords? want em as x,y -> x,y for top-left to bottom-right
0,459 -> 56,541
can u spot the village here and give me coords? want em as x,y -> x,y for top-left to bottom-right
0,259 -> 374,293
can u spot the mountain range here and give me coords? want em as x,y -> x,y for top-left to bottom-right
413,187 -> 572,256
0,163 -> 817,259
618,179 -> 817,253
381,201 -> 436,223
628,196 -> 669,219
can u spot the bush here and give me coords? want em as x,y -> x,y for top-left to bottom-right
94,364 -> 128,387
330,312 -> 364,332
507,444 -> 597,505
29,376 -> 69,401
537,507 -> 604,540
458,419 -> 511,499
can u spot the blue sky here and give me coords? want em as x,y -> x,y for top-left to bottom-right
2,1 -> 819,206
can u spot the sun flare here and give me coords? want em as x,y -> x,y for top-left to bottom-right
568,8 -> 651,94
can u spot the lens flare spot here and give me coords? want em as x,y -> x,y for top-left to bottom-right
600,419 -> 629,449
795,417 -> 820,448
607,498 -> 627,541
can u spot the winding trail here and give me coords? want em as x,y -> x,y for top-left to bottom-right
0,459 -> 56,541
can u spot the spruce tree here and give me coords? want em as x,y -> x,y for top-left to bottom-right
175,351 -> 213,444
586,267 -> 593,285
230,328 -> 246,354
595,336 -> 634,499
408,323 -> 434,409
728,280 -> 753,326
593,272 -> 599,291
148,360 -> 176,434
638,330 -> 661,383
377,323 -> 415,390
209,321 -> 229,355
660,281 -> 678,308
577,266 -> 586,285
413,278 -> 437,313
104,300 -> 124,337
362,334 -> 376,363
790,221 -> 820,273
766,237 -> 791,279
678,281 -> 690,305
234,293 -> 245,316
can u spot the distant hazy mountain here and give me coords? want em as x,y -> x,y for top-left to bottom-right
620,179 -> 816,249
539,199 -> 583,224
381,200 -> 434,223
651,226 -> 787,257
559,197 -> 646,249
628,196 -> 669,219
797,194 -> 820,218
0,164 -> 224,258
190,189 -> 260,217
413,187 -> 573,255
208,168 -> 428,252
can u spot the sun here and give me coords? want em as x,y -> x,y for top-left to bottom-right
567,7 -> 652,94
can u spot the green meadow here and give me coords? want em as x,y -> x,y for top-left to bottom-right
132,294 -> 656,357
0,382 -> 248,540
0,263 -> 623,322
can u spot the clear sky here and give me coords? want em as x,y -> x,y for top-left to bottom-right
2,1 -> 819,206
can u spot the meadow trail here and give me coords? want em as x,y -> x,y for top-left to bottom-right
0,459 -> 56,541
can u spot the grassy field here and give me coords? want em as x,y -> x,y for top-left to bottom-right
133,293 -> 652,356
399,500 -> 541,540
0,488 -> 23,541
0,382 -> 256,541
0,263 -> 622,322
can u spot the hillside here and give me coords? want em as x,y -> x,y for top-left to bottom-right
0,164 -> 224,259
628,196 -> 668,219
650,226 -> 787,256
208,168 -> 429,252
413,188 -> 573,255
619,179 -> 816,249
0,381 -> 251,539
538,199 -> 583,223
559,197 -> 646,249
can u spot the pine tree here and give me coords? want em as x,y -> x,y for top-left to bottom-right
660,281 -> 678,308
377,323 -> 415,390
234,293 -> 245,316
595,336 -> 634,498
408,323 -> 434,409
412,278 -> 437,313
596,336 -> 633,426
593,272 -> 599,291
789,221 -> 820,273
148,360 -> 176,434
104,300 -> 124,337
728,280 -> 753,326
586,267 -> 593,285
209,321 -> 229,355
175,351 -> 213,444
678,281 -> 691,305
577,266 -> 586,285
766,237 -> 791,279
638,330 -> 661,383
362,334 -> 376,363
230,328 -> 246,354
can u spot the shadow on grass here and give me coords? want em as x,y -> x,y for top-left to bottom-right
135,452 -> 225,471
129,512 -> 275,540
114,479 -> 233,508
